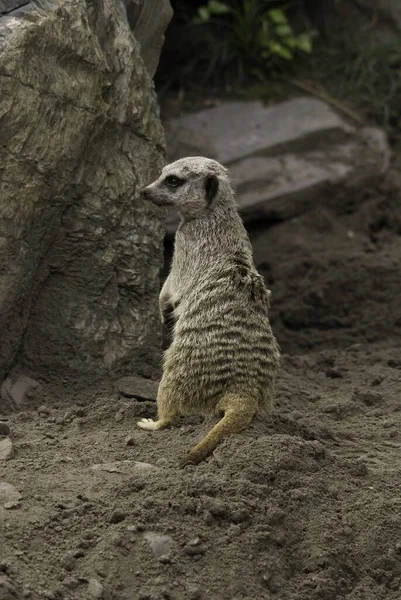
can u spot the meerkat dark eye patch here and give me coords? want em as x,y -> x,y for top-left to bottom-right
205,174 -> 219,204
164,175 -> 185,188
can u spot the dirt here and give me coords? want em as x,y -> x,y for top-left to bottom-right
1,170 -> 401,600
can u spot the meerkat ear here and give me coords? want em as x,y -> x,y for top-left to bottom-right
204,174 -> 219,205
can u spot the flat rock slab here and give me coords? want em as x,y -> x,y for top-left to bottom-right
164,97 -> 390,234
165,97 -> 352,165
115,376 -> 159,401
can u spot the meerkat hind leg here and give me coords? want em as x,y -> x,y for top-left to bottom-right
181,395 -> 258,466
137,388 -> 178,431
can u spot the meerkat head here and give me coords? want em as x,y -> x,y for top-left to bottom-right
141,156 -> 234,221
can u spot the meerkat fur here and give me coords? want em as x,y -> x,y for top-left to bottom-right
138,157 -> 280,465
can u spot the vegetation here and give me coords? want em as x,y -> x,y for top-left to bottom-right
301,32 -> 401,140
157,0 -> 401,141
157,0 -> 316,90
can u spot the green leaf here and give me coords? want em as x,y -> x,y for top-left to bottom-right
283,36 -> 296,48
196,6 -> 210,22
208,0 -> 231,14
275,24 -> 293,38
296,33 -> 313,54
268,9 -> 288,25
268,40 -> 293,60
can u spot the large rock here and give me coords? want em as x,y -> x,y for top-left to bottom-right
164,98 -> 390,233
0,0 -> 168,381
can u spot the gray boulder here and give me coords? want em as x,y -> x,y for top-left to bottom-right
0,0 -> 169,381
164,98 -> 390,233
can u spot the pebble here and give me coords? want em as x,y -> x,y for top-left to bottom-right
183,543 -> 207,556
1,374 -> 43,409
61,577 -> 80,590
0,482 -> 22,505
109,510 -> 127,524
325,368 -> 343,379
115,409 -> 125,422
207,499 -> 227,518
0,438 -> 14,461
125,435 -> 136,446
230,509 -> 249,524
38,405 -> 51,417
4,501 -> 21,510
352,389 -> 383,406
87,578 -> 104,599
348,459 -> 369,476
143,532 -> 174,559
60,554 -> 75,572
0,422 -> 11,437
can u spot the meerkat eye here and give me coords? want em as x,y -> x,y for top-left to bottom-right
164,175 -> 185,188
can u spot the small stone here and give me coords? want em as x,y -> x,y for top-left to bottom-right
143,532 -> 174,559
208,500 -> 227,518
187,587 -> 202,600
111,533 -> 123,546
87,578 -> 103,599
125,435 -> 136,446
183,544 -> 207,556
352,389 -> 383,406
1,375 -> 43,410
115,376 -> 159,401
61,554 -> 75,572
0,438 -> 14,460
230,509 -> 249,524
61,577 -> 80,590
203,510 -> 213,524
348,459 -> 369,476
38,405 -> 51,417
187,537 -> 201,546
115,409 -> 125,422
4,501 -> 21,509
325,368 -> 343,379
0,423 -> 11,437
109,510 -> 127,524
0,482 -> 22,504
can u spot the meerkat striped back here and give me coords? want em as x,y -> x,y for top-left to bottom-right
162,255 -> 280,416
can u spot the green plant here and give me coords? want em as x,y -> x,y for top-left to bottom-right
155,0 -> 316,91
191,0 -> 316,82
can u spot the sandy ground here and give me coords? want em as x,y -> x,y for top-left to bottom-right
1,171 -> 401,600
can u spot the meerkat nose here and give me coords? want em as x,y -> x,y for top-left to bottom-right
140,187 -> 151,200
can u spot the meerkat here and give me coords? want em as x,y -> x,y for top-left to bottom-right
138,156 -> 280,465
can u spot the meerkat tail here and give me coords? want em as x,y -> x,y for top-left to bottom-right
181,395 -> 258,466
